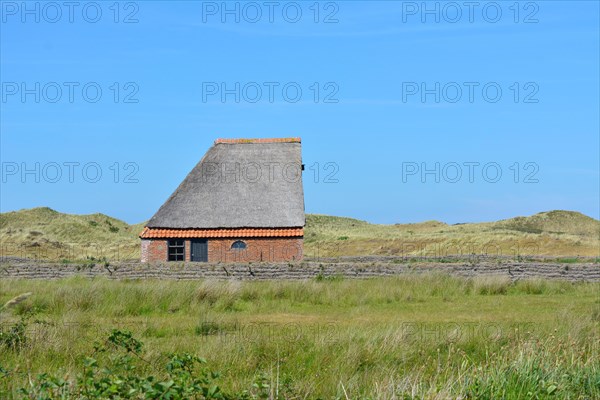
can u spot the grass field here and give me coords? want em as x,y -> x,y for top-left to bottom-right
1,275 -> 599,399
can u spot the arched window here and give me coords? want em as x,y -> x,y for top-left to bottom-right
231,240 -> 247,250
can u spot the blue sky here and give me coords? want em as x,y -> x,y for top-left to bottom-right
1,1 -> 598,224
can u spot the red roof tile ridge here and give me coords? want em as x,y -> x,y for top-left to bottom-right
140,227 -> 304,239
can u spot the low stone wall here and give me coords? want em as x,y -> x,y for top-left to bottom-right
1,257 -> 598,281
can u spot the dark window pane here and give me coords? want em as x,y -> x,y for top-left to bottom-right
168,239 -> 185,261
231,240 -> 247,250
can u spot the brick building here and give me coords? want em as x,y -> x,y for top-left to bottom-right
140,138 -> 305,262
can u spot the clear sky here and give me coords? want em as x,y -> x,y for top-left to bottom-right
1,1 -> 598,224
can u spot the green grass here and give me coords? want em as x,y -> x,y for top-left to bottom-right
1,275 -> 598,398
556,258 -> 582,264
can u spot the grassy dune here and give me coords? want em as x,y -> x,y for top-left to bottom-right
0,207 -> 599,260
0,276 -> 599,398
304,211 -> 600,258
0,207 -> 143,261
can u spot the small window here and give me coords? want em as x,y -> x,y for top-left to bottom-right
231,240 -> 247,250
168,239 -> 185,261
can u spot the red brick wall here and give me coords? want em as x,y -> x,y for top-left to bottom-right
141,239 -> 168,262
140,237 -> 303,263
208,238 -> 303,262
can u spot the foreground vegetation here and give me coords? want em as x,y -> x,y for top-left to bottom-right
1,208 -> 599,260
1,275 -> 599,399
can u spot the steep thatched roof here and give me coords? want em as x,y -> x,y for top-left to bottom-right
146,138 -> 305,229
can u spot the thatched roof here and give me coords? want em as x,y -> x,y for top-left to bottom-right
146,138 -> 305,229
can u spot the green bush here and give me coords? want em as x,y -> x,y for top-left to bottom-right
10,329 -> 273,399
0,319 -> 27,351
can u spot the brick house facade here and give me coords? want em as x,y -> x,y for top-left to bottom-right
140,138 -> 305,263
140,237 -> 303,263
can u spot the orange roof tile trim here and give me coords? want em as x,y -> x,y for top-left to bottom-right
215,138 -> 301,144
140,227 -> 304,239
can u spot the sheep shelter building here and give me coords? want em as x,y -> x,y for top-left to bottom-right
140,138 -> 305,263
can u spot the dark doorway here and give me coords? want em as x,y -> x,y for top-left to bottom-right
191,239 -> 208,262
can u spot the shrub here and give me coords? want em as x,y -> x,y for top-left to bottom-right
0,319 -> 27,350
12,329 -> 271,399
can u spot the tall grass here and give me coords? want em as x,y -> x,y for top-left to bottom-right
473,275 -> 511,295
1,275 -> 598,398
